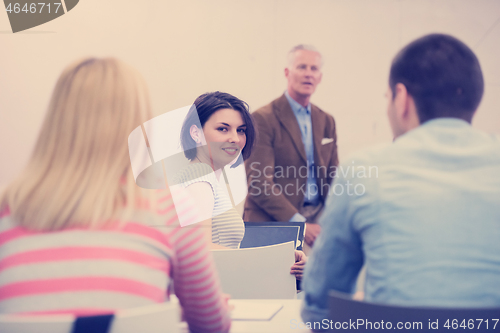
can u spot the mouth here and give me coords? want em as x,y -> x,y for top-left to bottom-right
222,147 -> 239,156
302,82 -> 313,86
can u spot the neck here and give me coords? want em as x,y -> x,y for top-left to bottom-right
193,151 -> 223,180
214,168 -> 222,180
287,89 -> 310,108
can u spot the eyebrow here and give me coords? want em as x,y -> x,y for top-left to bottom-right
217,122 -> 246,127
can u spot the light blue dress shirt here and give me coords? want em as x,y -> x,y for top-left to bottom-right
301,118 -> 500,325
285,91 -> 319,223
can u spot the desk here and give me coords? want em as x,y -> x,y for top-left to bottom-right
180,299 -> 305,333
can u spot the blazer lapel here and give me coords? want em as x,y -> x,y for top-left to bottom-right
311,105 -> 326,169
273,94 -> 307,164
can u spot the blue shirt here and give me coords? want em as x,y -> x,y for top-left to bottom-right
285,91 -> 319,208
301,118 -> 500,324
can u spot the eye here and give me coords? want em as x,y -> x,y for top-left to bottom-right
217,127 -> 228,132
237,128 -> 246,134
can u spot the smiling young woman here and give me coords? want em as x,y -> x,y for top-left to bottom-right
174,91 -> 307,281
176,92 -> 256,250
191,107 -> 248,171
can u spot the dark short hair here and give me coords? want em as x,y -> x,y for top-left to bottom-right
389,33 -> 484,123
180,91 -> 256,167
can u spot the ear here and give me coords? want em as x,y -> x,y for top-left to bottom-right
189,125 -> 202,145
394,83 -> 420,129
393,83 -> 413,119
284,67 -> 289,78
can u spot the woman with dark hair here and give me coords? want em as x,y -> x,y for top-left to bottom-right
175,92 -> 255,250
180,91 -> 256,169
175,92 -> 306,279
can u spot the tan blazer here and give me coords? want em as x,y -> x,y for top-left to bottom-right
244,94 -> 339,222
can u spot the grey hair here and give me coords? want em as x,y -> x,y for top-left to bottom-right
287,44 -> 323,67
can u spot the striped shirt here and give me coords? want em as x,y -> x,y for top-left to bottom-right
174,163 -> 245,249
0,189 -> 231,333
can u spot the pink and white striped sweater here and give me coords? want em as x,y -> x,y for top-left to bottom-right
0,190 -> 230,333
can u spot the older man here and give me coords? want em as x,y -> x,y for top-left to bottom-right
301,33 -> 500,327
244,45 -> 338,252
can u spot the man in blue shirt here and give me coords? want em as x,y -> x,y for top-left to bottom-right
301,33 -> 500,326
244,45 -> 339,253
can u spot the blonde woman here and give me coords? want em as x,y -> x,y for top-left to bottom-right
0,58 -> 230,333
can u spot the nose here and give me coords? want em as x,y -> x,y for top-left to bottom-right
228,130 -> 240,143
304,67 -> 314,77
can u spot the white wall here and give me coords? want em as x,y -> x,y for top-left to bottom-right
1,0 -> 499,188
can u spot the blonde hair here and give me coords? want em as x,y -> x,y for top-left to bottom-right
0,58 -> 154,231
287,44 -> 323,68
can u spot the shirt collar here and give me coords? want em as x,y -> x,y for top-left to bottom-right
285,90 -> 311,115
395,117 -> 473,143
421,117 -> 471,128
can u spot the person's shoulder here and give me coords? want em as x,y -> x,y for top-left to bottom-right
184,162 -> 213,173
311,103 -> 337,137
341,143 -> 393,169
252,95 -> 287,117
0,206 -> 17,233
0,204 -> 11,219
468,126 -> 500,148
252,100 -> 272,116
311,102 -> 335,121
174,163 -> 216,186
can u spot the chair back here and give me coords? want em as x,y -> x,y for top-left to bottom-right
0,302 -> 179,333
212,241 -> 297,299
329,291 -> 500,332
241,222 -> 305,250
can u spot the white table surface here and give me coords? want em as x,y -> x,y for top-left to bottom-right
180,299 -> 306,333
